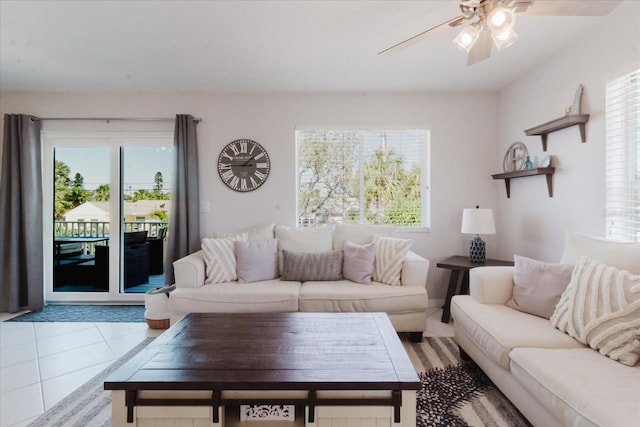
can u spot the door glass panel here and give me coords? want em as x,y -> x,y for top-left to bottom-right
53,147 -> 110,292
121,146 -> 172,293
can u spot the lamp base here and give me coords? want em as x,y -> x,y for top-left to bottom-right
469,235 -> 486,263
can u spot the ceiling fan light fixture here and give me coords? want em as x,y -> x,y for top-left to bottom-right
492,27 -> 519,50
487,6 -> 516,34
453,22 -> 481,52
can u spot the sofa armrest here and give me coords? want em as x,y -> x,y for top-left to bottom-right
401,251 -> 430,287
173,250 -> 206,289
469,266 -> 514,304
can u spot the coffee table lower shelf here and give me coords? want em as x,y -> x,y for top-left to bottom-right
111,389 -> 417,427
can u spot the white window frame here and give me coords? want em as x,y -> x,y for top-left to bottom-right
295,126 -> 431,232
42,131 -> 173,303
605,69 -> 640,242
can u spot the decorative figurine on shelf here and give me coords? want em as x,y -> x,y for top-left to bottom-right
524,155 -> 534,170
565,84 -> 584,115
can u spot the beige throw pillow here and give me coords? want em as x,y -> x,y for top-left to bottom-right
373,236 -> 411,286
550,257 -> 640,366
202,237 -> 239,284
505,255 -> 574,319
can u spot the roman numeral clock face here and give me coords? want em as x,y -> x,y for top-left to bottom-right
217,139 -> 271,192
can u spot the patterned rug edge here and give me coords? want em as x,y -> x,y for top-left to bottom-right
7,304 -> 145,323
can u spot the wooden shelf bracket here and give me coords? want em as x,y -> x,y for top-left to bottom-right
524,114 -> 589,151
492,167 -> 555,198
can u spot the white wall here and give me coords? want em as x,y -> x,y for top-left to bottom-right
495,1 -> 640,263
0,91 -> 498,300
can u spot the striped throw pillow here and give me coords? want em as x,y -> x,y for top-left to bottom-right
202,237 -> 239,284
550,257 -> 640,366
373,236 -> 411,286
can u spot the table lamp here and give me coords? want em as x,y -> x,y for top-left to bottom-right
461,206 -> 496,263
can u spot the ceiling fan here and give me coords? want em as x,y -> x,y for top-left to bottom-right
378,0 -> 623,65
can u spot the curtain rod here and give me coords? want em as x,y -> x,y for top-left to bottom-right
31,117 -> 202,123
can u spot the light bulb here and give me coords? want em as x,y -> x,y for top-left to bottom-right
492,28 -> 519,50
453,23 -> 481,53
487,6 -> 515,34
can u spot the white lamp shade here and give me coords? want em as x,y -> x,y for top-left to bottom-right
461,208 -> 496,235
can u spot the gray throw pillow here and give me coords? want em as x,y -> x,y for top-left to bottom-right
342,240 -> 375,285
281,249 -> 344,282
505,255 -> 574,319
235,239 -> 278,283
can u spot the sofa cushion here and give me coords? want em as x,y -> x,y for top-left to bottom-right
202,237 -> 239,284
342,241 -> 375,285
510,347 -> 640,427
551,257 -> 640,366
169,279 -> 301,313
451,295 -> 585,370
281,250 -> 344,282
373,236 -> 411,286
333,223 -> 395,251
505,255 -> 573,319
236,239 -> 278,283
299,280 -> 427,314
214,223 -> 275,241
560,229 -> 640,274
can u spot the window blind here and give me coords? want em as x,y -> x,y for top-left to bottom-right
296,129 -> 430,229
605,69 -> 639,242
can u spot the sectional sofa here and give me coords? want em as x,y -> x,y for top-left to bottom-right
451,230 -> 640,426
170,223 -> 430,340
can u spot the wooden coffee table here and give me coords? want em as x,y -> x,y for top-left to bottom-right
105,312 -> 420,426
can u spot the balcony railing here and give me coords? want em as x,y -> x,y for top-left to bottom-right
54,221 -> 168,238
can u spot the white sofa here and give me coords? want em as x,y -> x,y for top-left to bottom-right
170,223 -> 430,339
451,231 -> 640,427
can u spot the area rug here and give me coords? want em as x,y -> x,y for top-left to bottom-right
28,336 -> 530,427
404,337 -> 531,427
7,304 -> 145,323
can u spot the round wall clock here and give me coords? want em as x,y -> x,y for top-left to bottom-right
217,139 -> 271,192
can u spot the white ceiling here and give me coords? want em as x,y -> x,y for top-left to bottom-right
0,0 -> 623,94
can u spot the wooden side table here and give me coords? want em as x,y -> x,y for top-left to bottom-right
437,255 -> 514,323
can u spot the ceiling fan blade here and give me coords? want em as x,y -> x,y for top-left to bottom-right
466,29 -> 492,66
378,16 -> 465,56
519,0 -> 622,16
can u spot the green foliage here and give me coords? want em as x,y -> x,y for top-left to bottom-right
297,131 -> 423,227
151,209 -> 168,221
94,184 -> 110,201
297,131 -> 359,223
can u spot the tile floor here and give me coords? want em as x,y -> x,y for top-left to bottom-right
0,307 -> 452,427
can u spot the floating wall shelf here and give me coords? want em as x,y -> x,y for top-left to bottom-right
492,167 -> 555,198
524,114 -> 589,152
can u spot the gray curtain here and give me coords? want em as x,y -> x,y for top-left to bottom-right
0,114 -> 44,312
165,114 -> 200,285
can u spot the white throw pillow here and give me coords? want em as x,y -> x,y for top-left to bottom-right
560,230 -> 640,274
550,257 -> 640,366
372,235 -> 411,286
202,237 -> 239,284
333,223 -> 395,251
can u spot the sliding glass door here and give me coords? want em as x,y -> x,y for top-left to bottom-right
43,133 -> 173,302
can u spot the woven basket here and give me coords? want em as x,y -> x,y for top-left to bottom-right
145,318 -> 169,329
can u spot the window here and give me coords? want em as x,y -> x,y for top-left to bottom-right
605,69 -> 640,242
295,129 -> 430,230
